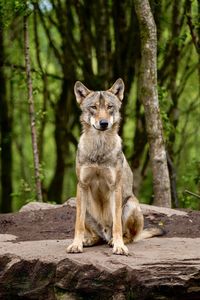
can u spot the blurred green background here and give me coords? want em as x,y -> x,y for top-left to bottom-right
0,0 -> 199,212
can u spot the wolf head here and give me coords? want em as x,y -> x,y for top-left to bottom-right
74,79 -> 124,131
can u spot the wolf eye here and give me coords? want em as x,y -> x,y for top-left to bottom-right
90,105 -> 97,110
107,105 -> 113,109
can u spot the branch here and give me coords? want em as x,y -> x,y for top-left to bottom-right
33,7 -> 43,73
184,190 -> 200,199
166,151 -> 179,208
74,1 -> 94,82
177,63 -> 198,98
186,0 -> 200,54
3,62 -> 64,80
94,0 -> 110,84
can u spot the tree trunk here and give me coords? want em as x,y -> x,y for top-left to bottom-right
134,0 -> 171,207
131,97 -> 147,196
47,80 -> 67,204
166,1 -> 182,208
95,0 -> 110,87
0,24 -> 12,212
112,1 -> 139,138
47,79 -> 77,203
24,15 -> 43,202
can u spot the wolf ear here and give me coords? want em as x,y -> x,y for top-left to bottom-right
108,78 -> 124,101
74,81 -> 91,104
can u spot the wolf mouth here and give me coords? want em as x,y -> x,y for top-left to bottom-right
92,125 -> 108,131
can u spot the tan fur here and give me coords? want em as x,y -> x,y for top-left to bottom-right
67,79 -> 162,256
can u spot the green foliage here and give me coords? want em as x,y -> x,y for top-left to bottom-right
0,0 -> 28,27
11,179 -> 35,211
123,83 -> 137,159
139,168 -> 154,205
178,159 -> 200,210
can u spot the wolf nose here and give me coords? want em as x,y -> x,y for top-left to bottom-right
99,119 -> 109,129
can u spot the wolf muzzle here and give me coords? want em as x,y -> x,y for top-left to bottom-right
99,119 -> 109,130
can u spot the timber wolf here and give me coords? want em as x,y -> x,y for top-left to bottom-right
67,78 -> 162,255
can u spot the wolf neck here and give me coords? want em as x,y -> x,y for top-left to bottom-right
80,125 -> 122,164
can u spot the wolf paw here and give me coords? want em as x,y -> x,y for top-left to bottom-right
113,243 -> 129,256
67,242 -> 83,253
83,237 -> 95,247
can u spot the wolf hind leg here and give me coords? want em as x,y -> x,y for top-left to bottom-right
83,234 -> 102,246
83,227 -> 102,247
83,213 -> 104,247
122,196 -> 144,244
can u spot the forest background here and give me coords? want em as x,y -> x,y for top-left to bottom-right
0,0 -> 199,213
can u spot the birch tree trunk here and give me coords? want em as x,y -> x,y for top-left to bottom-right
134,0 -> 171,207
24,15 -> 43,202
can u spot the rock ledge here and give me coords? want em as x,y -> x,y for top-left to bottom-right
0,203 -> 200,300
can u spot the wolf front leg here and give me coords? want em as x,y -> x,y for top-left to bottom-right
111,185 -> 129,255
67,183 -> 87,253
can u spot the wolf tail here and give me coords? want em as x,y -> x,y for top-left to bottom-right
134,227 -> 165,242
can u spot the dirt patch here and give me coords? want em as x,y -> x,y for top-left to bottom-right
144,210 -> 200,238
0,206 -> 200,242
0,206 -> 75,242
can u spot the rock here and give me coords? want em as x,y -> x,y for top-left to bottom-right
19,198 -> 76,212
140,203 -> 188,216
0,203 -> 200,299
64,197 -> 76,208
0,238 -> 200,299
0,234 -> 17,242
20,198 -> 187,216
19,201 -> 60,212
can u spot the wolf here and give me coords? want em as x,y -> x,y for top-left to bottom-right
67,78 -> 162,255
